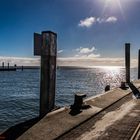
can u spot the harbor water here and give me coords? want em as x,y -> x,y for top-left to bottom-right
0,67 -> 138,132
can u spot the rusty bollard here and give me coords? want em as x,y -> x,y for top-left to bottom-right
70,93 -> 91,115
120,82 -> 129,90
73,93 -> 86,109
105,85 -> 110,92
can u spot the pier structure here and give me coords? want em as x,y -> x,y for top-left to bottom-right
0,62 -> 17,71
16,42 -> 140,140
16,82 -> 140,140
0,32 -> 140,140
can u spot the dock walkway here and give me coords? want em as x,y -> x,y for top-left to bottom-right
17,81 -> 140,140
58,93 -> 140,140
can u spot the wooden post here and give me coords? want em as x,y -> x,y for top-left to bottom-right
34,31 -> 57,118
22,66 -> 23,71
125,43 -> 130,83
138,49 -> 140,79
2,62 -> 4,69
8,63 -> 9,70
40,31 -> 57,117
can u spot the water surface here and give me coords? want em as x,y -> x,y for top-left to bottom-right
0,67 -> 137,131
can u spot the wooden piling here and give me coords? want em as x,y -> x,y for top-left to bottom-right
125,43 -> 130,83
40,31 -> 57,117
138,49 -> 140,79
14,64 -> 17,68
22,66 -> 23,71
8,63 -> 9,69
2,62 -> 4,69
34,31 -> 57,117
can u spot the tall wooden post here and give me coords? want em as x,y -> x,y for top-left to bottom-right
8,63 -> 9,69
125,43 -> 130,83
2,62 -> 4,69
138,49 -> 140,79
34,31 -> 57,118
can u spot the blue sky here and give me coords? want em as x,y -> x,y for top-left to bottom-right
0,0 -> 140,66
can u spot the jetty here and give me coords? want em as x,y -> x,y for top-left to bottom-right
0,31 -> 140,140
0,62 -> 16,71
16,83 -> 140,140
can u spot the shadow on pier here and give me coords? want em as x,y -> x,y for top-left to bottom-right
0,117 -> 40,140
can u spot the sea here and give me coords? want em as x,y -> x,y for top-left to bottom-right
0,67 -> 138,132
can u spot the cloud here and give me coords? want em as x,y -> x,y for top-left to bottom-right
58,50 -> 63,54
106,16 -> 118,23
78,16 -> 118,27
87,53 -> 100,58
0,56 -> 137,68
96,17 -> 105,23
97,16 -> 118,23
78,17 -> 96,27
76,47 -> 95,54
57,57 -> 137,68
75,46 -> 100,58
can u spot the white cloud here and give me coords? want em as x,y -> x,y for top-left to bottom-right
87,53 -> 100,58
78,17 -> 96,27
106,16 -> 117,23
58,50 -> 63,54
97,17 -> 105,23
78,16 -> 118,27
76,47 -> 95,54
57,57 -> 137,68
1,56 -> 136,68
75,46 -> 100,58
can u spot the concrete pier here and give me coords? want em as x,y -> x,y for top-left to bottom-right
16,81 -> 140,140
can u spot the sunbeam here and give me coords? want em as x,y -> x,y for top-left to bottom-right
101,0 -> 125,19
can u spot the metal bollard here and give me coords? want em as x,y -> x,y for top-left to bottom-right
105,85 -> 110,92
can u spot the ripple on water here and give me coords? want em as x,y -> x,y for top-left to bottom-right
0,67 -> 137,132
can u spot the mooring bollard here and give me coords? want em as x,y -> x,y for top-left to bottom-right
71,93 -> 86,110
138,49 -> 140,79
34,31 -> 57,118
105,85 -> 110,92
120,81 -> 128,90
125,43 -> 130,83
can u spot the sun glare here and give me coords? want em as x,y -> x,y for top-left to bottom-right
89,66 -> 123,70
105,0 -> 120,5
101,66 -> 121,70
100,0 -> 124,19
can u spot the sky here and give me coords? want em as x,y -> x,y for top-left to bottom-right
0,0 -> 140,67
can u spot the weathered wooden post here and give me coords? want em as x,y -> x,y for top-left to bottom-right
14,64 -> 17,68
34,31 -> 57,118
138,49 -> 140,79
2,62 -> 4,69
125,43 -> 130,83
21,66 -> 23,71
8,63 -> 9,70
